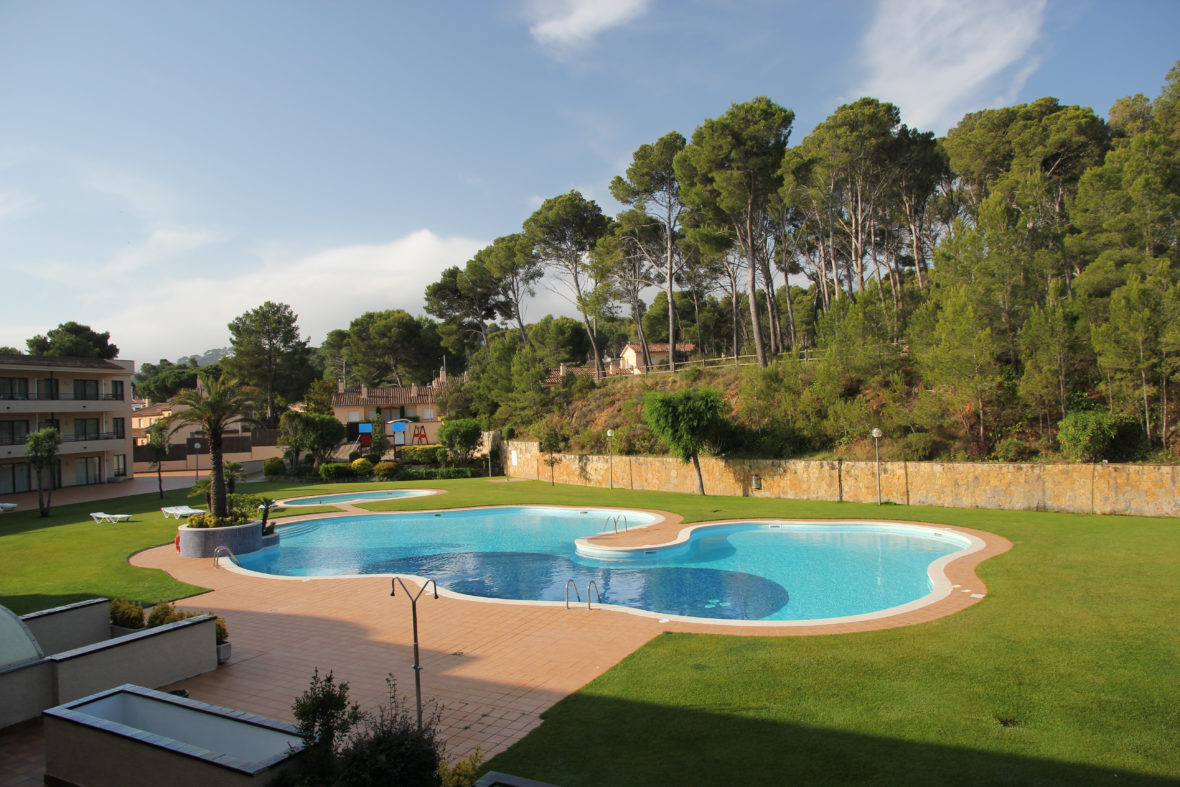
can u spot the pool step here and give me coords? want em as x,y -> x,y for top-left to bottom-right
275,522 -> 320,539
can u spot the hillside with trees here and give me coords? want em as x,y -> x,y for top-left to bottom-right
62,60 -> 1179,467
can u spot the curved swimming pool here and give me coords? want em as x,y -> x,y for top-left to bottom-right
281,489 -> 434,506
236,507 -> 976,622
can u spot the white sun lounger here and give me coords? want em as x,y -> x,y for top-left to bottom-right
0,502 -> 16,513
91,512 -> 133,524
161,506 -> 205,519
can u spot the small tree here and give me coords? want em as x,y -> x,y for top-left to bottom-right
538,422 -> 565,486
26,427 -> 61,517
369,414 -> 389,460
643,388 -> 726,495
145,421 -> 171,499
305,413 -> 346,469
223,460 -> 246,493
437,418 -> 482,465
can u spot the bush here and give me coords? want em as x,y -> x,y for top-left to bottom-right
348,449 -> 364,462
350,458 -> 374,477
991,437 -> 1036,463
263,456 -> 287,477
364,451 -> 385,465
398,445 -> 447,467
1057,410 -> 1144,462
146,601 -> 198,628
286,670 -> 462,787
438,418 -> 482,463
395,466 -> 475,481
109,598 -> 145,629
319,462 -> 355,481
213,615 -> 229,644
891,432 -> 943,461
373,461 -> 398,481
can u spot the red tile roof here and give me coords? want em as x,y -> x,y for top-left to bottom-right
332,386 -> 437,407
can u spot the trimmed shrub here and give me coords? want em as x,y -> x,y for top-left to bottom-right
350,457 -> 374,477
110,598 -> 145,629
262,456 -> 286,477
319,462 -> 355,481
398,445 -> 447,467
395,466 -> 475,481
146,601 -> 198,628
373,461 -> 398,481
1057,410 -> 1144,462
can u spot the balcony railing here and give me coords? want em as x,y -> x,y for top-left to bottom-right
0,392 -> 123,401
61,432 -> 124,443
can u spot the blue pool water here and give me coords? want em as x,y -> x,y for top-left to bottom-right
281,490 -> 431,506
237,507 -> 970,621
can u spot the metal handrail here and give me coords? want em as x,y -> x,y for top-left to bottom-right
605,514 -> 629,533
564,578 -> 581,609
585,580 -> 601,610
212,545 -> 241,568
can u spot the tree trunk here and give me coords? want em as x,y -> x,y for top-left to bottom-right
691,454 -> 705,495
210,431 -> 227,519
157,465 -> 164,499
36,467 -> 47,517
666,220 -> 677,374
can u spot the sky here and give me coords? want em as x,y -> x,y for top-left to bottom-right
0,0 -> 1177,366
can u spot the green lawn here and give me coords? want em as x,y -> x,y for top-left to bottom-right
1,478 -> 1176,784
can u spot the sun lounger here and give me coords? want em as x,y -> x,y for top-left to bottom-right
91,512 -> 133,524
161,506 -> 205,519
0,502 -> 16,513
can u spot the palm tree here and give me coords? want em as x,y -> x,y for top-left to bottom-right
26,427 -> 62,517
166,373 -> 255,519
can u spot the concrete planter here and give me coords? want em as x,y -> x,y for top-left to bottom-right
178,520 -> 263,559
217,641 -> 232,664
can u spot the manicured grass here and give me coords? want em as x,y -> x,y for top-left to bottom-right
1,478 -> 1176,783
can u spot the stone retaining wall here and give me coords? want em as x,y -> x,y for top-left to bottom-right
504,441 -> 1179,518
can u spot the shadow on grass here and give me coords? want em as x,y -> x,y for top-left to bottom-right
486,694 -> 1173,787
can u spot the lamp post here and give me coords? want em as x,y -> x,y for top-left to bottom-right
390,577 -> 438,730
192,440 -> 202,481
870,428 -> 883,505
606,429 -> 614,490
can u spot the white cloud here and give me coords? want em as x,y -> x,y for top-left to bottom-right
853,0 -> 1047,133
104,229 -> 486,363
524,0 -> 650,55
0,189 -> 35,219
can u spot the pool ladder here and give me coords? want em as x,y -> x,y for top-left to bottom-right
605,514 -> 629,533
565,579 -> 602,610
212,545 -> 242,569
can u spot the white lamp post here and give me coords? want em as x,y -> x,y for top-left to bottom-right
606,429 -> 614,490
870,428 -> 883,505
192,440 -> 202,481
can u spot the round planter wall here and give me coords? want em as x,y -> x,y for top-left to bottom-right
178,520 -> 264,559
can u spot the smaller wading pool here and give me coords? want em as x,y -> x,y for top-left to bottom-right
280,489 -> 434,506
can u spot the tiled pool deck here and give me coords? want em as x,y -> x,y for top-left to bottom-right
0,500 -> 1010,786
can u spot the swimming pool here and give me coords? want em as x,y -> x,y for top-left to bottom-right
236,507 -> 978,622
280,489 -> 434,506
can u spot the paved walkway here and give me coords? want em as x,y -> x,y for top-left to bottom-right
0,480 -> 1010,785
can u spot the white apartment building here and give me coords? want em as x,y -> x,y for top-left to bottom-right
0,354 -> 135,496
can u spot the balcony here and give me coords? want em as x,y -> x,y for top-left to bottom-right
0,392 -> 123,402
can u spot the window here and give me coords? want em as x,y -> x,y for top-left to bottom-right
421,408 -> 435,420
0,462 -> 31,494
348,411 -> 361,423
75,456 -> 101,485
0,378 -> 28,400
112,418 -> 125,439
111,380 -> 124,400
0,421 -> 29,446
113,454 -> 126,476
73,379 -> 99,400
36,378 -> 59,400
75,418 -> 100,440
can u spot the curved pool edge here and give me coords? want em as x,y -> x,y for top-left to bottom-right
208,506 -> 1012,632
279,488 -> 444,507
